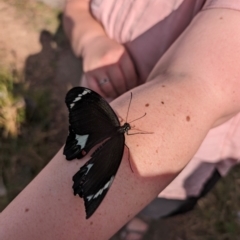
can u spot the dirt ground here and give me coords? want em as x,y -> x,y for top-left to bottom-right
1,1 -> 240,239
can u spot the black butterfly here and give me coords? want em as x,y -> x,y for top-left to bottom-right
64,87 -> 135,219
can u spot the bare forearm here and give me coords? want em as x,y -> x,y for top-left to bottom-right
0,76 -> 219,240
63,0 -> 107,56
149,9 -> 240,124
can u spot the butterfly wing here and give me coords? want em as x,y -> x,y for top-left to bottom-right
64,87 -> 120,160
72,133 -> 125,219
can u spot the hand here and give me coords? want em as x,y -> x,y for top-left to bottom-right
80,36 -> 138,99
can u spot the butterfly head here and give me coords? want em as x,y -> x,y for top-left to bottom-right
118,122 -> 131,134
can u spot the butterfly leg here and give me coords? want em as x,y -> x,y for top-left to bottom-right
125,144 -> 134,173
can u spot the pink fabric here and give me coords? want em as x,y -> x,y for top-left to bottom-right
160,114 -> 240,199
203,0 -> 240,11
90,0 -> 240,199
91,0 -> 203,43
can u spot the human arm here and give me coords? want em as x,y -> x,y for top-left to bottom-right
63,0 -> 138,99
1,8 -> 240,240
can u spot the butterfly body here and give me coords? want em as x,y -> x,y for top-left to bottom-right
63,87 -> 131,219
117,122 -> 131,134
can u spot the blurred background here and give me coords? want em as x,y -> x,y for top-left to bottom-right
0,0 -> 240,239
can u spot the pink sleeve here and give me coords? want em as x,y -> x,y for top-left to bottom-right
203,0 -> 240,11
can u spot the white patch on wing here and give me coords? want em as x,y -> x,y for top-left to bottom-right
73,96 -> 82,102
85,163 -> 93,175
86,195 -> 94,201
82,89 -> 91,95
93,176 -> 115,199
70,89 -> 91,108
75,134 -> 89,148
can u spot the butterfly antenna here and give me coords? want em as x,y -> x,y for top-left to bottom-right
126,92 -> 133,122
129,113 -> 147,124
